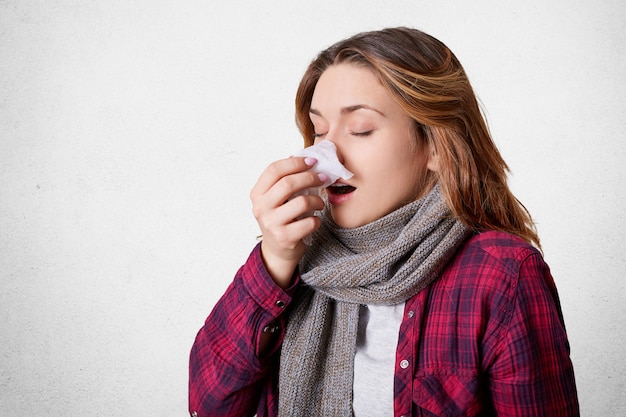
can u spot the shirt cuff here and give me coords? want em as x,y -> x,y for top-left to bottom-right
240,243 -> 300,315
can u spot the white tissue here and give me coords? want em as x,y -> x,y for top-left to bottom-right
292,141 -> 353,245
294,141 -> 353,186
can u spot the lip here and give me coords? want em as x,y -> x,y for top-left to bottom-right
326,182 -> 356,205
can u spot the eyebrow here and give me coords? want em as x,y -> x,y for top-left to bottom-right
309,104 -> 386,117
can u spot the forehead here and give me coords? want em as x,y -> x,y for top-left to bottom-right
310,64 -> 394,112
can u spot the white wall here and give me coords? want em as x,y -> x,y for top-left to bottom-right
1,1 -> 624,415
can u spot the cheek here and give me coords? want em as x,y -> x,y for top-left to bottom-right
344,149 -> 385,182
341,133 -> 424,183
390,147 -> 430,192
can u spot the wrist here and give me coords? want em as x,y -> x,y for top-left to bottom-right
259,244 -> 299,289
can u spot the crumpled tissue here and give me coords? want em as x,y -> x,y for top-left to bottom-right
292,141 -> 353,244
294,140 -> 353,187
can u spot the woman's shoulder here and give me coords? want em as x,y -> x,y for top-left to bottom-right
460,229 -> 541,263
430,231 -> 551,328
441,230 -> 545,286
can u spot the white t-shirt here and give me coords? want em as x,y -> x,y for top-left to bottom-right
352,303 -> 405,416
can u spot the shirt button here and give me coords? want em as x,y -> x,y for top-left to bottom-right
400,359 -> 409,369
407,310 -> 415,318
275,300 -> 286,308
191,412 -> 197,417
263,322 -> 281,333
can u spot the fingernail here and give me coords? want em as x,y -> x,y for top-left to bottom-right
318,173 -> 329,183
304,157 -> 317,166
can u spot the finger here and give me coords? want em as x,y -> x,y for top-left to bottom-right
256,194 -> 325,233
251,172 -> 322,223
263,171 -> 326,209
284,214 -> 322,241
265,212 -> 322,247
251,157 -> 317,197
276,194 -> 326,222
251,170 -> 325,219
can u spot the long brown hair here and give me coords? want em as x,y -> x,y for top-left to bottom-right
295,27 -> 540,248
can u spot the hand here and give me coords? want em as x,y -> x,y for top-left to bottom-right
250,157 -> 327,288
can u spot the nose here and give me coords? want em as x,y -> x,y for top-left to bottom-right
319,136 -> 345,165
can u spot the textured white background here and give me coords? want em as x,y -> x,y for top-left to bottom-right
1,1 -> 625,415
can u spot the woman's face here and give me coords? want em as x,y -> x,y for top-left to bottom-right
310,63 -> 436,228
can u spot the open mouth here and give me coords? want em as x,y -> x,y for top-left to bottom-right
327,183 -> 356,195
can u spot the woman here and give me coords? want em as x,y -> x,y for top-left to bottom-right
189,27 -> 579,416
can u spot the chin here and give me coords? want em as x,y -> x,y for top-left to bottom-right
330,206 -> 369,229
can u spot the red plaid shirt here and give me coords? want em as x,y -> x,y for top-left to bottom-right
189,231 -> 579,416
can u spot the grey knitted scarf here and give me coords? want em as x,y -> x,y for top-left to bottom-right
278,184 -> 471,416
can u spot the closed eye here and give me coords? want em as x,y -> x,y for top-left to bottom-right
351,130 -> 373,137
